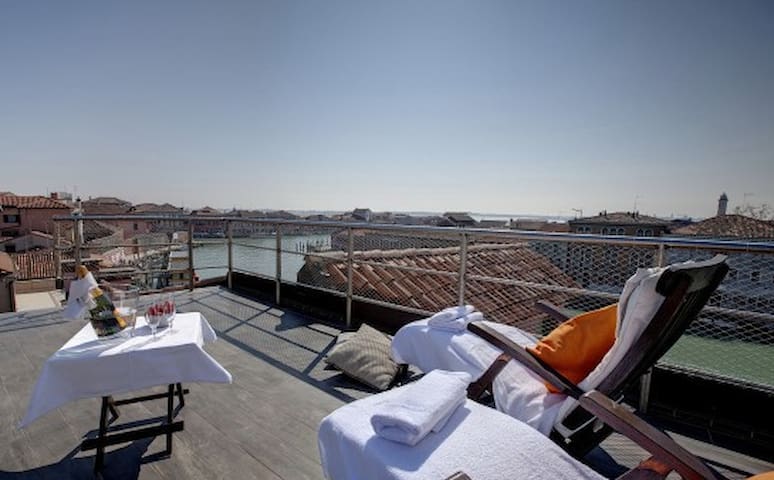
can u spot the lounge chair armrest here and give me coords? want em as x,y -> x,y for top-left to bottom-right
535,300 -> 575,322
466,322 -> 585,398
579,391 -> 726,480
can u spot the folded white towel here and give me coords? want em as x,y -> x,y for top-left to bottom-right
428,305 -> 475,324
371,370 -> 471,445
429,310 -> 483,333
431,396 -> 465,433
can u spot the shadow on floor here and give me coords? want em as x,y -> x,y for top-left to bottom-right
0,437 -> 159,480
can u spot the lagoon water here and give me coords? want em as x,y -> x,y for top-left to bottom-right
192,234 -> 332,281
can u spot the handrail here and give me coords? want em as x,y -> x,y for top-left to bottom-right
53,214 -> 774,253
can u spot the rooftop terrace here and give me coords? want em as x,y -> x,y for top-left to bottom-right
2,287 -> 772,479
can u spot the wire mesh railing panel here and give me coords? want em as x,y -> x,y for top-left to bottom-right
295,252 -> 349,295
660,247 -> 774,389
347,230 -> 462,265
278,223 -> 340,283
350,261 -> 457,313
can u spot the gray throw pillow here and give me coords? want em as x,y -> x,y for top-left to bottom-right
325,323 -> 400,391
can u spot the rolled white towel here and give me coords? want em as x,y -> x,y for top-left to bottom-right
371,370 -> 471,446
429,311 -> 484,333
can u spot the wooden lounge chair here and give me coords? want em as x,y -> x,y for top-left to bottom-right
467,254 -> 730,458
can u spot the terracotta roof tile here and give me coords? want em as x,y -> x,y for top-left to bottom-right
10,251 -> 55,279
298,243 -> 578,328
0,195 -> 71,209
672,214 -> 774,239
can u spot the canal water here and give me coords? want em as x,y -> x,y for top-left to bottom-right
192,234 -> 332,281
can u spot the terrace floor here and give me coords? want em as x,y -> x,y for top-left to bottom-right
0,287 -> 770,479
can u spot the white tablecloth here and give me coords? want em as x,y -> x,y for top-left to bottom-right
20,312 -> 232,428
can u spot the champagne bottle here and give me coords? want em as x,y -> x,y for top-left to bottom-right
88,287 -> 127,336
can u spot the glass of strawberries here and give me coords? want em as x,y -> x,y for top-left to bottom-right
145,293 -> 176,337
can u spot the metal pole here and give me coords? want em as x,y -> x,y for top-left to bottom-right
54,221 -> 62,289
74,217 -> 83,271
187,220 -> 194,291
275,224 -> 282,305
345,227 -> 354,328
457,233 -> 468,306
227,220 -> 233,290
655,243 -> 666,268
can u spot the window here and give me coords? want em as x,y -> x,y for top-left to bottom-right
636,228 -> 644,236
133,223 -> 139,230
576,226 -> 591,233
3,214 -> 19,223
644,229 -> 653,236
617,227 -> 625,235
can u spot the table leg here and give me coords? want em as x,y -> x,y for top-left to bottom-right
165,384 -> 174,455
176,382 -> 185,407
85,385 -> 187,473
94,397 -> 110,474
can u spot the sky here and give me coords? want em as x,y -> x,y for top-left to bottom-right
1,1 -> 773,219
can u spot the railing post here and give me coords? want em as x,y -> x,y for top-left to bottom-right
457,232 -> 468,306
227,220 -> 233,290
345,227 -> 354,329
275,224 -> 282,305
640,242 -> 668,413
655,243 -> 666,268
187,220 -> 194,291
74,216 -> 83,272
54,221 -> 62,289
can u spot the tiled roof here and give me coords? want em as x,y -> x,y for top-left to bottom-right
571,212 -> 668,225
263,210 -> 299,220
128,203 -> 184,214
298,243 -> 578,327
81,197 -> 132,215
0,195 -> 71,209
671,214 -> 774,239
82,196 -> 131,205
11,251 -> 54,279
192,206 -> 221,215
60,221 -> 120,243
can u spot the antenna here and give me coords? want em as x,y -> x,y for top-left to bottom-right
633,194 -> 641,212
571,208 -> 583,218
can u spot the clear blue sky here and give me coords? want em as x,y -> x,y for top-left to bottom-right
2,0 -> 773,218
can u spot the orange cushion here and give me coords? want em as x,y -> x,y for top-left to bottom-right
528,303 -> 618,393
749,473 -> 774,480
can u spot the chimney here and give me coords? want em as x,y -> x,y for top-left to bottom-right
50,192 -> 59,200
717,193 -> 728,216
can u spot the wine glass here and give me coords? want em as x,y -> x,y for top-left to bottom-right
116,287 -> 139,336
146,308 -> 162,339
162,293 -> 176,331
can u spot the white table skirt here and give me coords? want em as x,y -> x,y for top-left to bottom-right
20,312 -> 232,428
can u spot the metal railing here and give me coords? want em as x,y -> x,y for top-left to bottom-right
51,215 -> 774,396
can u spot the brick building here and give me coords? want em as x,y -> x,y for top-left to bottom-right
0,195 -> 72,239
